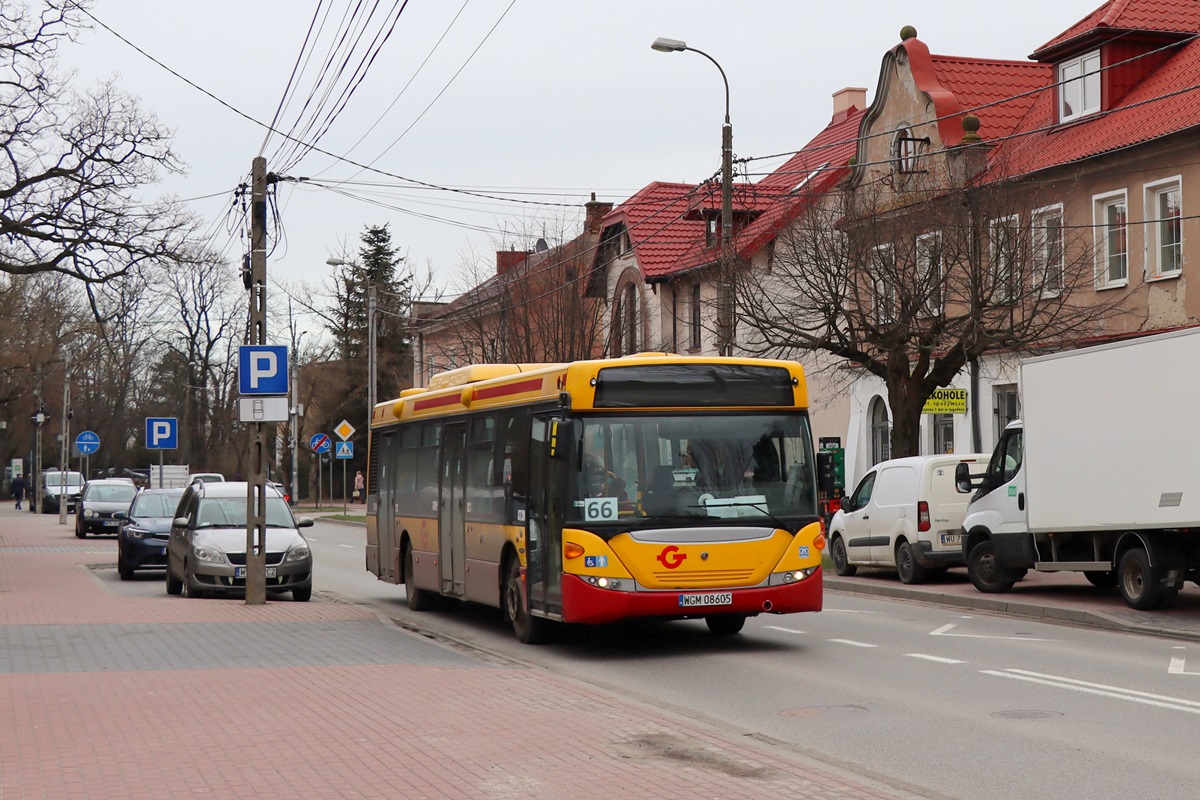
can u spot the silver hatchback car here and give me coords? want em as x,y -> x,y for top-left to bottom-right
165,481 -> 314,601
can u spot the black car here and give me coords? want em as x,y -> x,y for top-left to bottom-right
75,479 -> 138,537
116,488 -> 184,580
41,470 -> 85,514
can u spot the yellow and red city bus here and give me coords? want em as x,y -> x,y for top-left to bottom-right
365,354 -> 825,642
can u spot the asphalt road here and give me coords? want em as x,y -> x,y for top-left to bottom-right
292,518 -> 1200,800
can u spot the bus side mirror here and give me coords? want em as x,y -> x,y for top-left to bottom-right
548,418 -> 573,460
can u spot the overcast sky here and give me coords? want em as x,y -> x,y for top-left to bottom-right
61,0 -> 1097,310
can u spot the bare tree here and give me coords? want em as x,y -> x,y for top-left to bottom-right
738,174 -> 1131,457
0,1 -> 192,284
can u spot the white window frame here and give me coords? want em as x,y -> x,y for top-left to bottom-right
1058,49 -> 1101,123
1093,189 -> 1128,289
1031,203 -> 1065,298
871,244 -> 895,323
916,232 -> 942,316
1144,176 -> 1183,280
989,215 -> 1021,302
893,128 -> 921,174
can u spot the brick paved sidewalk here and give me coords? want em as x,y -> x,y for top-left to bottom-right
0,503 -> 935,800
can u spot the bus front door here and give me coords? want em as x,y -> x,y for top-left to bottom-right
526,416 -> 563,617
375,431 -> 397,581
439,422 -> 467,597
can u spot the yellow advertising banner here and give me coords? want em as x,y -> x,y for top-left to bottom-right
922,388 -> 967,414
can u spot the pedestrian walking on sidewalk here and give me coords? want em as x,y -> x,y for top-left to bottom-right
354,470 -> 365,503
10,475 -> 26,509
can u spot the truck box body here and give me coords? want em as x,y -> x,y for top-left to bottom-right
1022,328 -> 1200,533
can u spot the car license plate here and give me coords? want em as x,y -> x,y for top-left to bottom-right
233,567 -> 277,578
104,519 -> 119,527
678,592 -> 733,608
940,532 -> 962,546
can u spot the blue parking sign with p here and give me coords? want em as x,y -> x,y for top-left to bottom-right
238,345 -> 289,395
146,417 -> 178,450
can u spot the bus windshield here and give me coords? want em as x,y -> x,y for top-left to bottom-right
570,413 -> 817,525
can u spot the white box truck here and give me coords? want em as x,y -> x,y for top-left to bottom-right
957,328 -> 1200,610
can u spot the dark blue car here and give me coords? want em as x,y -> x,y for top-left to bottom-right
116,488 -> 185,580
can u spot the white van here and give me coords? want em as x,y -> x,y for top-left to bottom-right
827,454 -> 989,584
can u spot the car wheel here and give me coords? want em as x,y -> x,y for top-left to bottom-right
75,525 -> 86,539
181,560 -> 206,599
705,614 -> 747,635
1118,548 -> 1165,610
966,539 -> 1015,594
896,541 -> 927,585
292,586 -> 312,602
165,558 -> 183,596
117,555 -> 133,581
403,545 -> 437,611
829,534 -> 857,577
503,557 -> 551,644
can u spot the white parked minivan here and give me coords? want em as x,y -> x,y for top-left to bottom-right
827,454 -> 990,584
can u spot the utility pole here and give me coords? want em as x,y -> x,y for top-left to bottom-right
367,282 -> 378,425
58,372 -> 70,526
245,156 -> 269,606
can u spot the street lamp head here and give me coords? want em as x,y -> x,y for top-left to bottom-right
326,258 -> 347,267
651,37 -> 687,53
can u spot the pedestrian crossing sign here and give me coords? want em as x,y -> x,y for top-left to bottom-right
336,441 -> 354,459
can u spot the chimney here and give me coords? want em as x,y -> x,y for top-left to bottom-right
496,249 -> 531,275
832,87 -> 868,121
584,192 -> 613,234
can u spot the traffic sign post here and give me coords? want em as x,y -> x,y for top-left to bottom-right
145,418 -> 178,488
335,441 -> 354,516
310,433 -> 330,508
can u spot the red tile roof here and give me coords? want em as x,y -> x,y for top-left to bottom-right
928,55 -> 1051,141
1034,0 -> 1200,59
597,181 -> 705,279
987,35 -> 1200,179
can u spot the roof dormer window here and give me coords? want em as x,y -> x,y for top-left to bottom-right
1058,50 -> 1100,123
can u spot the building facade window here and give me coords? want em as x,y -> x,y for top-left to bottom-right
893,127 -> 921,173
1145,177 -> 1183,278
1059,50 -> 1101,123
931,414 -> 954,454
870,398 -> 891,466
916,232 -> 942,315
990,215 -> 1021,302
1032,204 -> 1064,297
689,282 -> 701,350
614,283 -> 639,356
994,384 -> 1020,446
1093,190 -> 1128,288
871,244 -> 895,323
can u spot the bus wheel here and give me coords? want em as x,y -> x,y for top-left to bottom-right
504,558 -> 551,644
705,614 -> 746,635
404,546 -> 437,611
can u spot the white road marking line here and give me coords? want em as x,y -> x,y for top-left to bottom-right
983,668 -> 1200,714
829,639 -> 878,648
906,654 -> 966,664
930,623 -> 1055,642
338,544 -> 354,549
1168,656 -> 1200,676
764,626 -> 806,634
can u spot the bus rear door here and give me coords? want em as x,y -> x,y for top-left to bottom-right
439,422 -> 467,597
375,430 -> 397,581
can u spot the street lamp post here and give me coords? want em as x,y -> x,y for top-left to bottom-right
290,328 -> 307,506
651,37 -> 735,356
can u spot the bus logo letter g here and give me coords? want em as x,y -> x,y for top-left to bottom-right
656,545 -> 687,569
